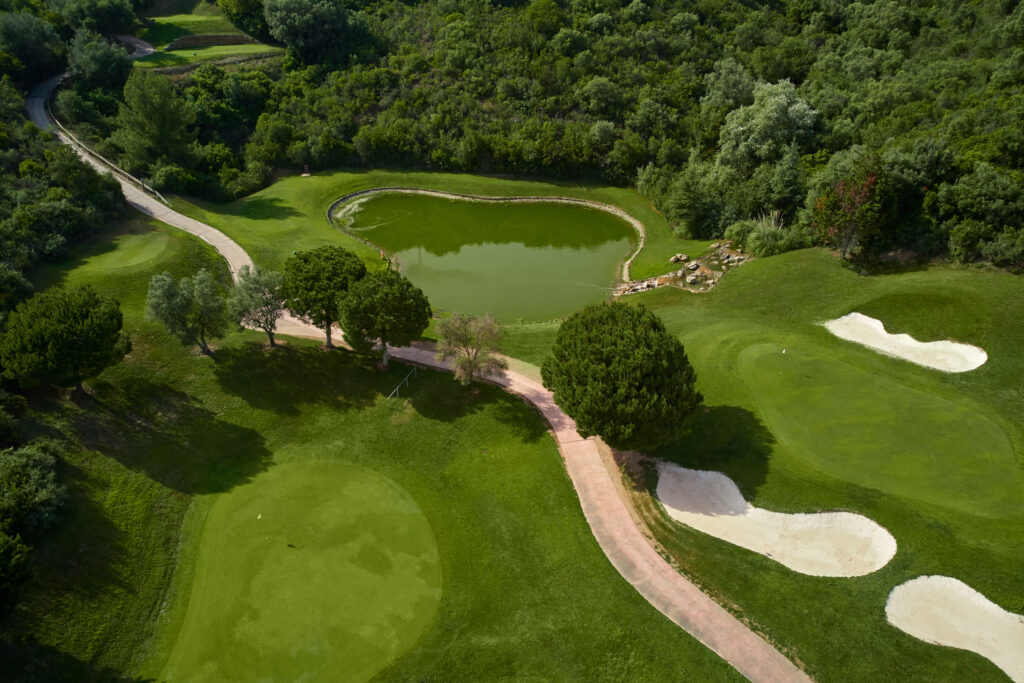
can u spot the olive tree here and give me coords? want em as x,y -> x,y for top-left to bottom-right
541,301 -> 702,451
146,269 -> 228,355
435,313 -> 507,386
228,265 -> 284,347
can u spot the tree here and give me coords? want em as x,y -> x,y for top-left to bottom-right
715,80 -> 817,175
0,441 -> 65,536
282,246 -> 365,348
811,165 -> 893,260
68,29 -> 132,93
0,531 -> 29,606
541,302 -> 702,451
340,268 -> 431,369
263,0 -> 347,64
227,265 -> 284,347
113,70 -> 196,172
0,285 -> 130,390
146,269 -> 228,355
435,313 -> 507,386
0,13 -> 64,87
60,0 -> 135,36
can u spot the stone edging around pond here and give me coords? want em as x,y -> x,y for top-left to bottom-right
326,187 -> 646,283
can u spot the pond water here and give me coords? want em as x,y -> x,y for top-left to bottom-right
343,194 -> 634,321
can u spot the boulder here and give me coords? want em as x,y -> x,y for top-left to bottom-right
687,261 -> 700,271
686,275 -> 699,285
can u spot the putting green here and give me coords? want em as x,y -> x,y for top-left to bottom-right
738,342 -> 1022,516
161,460 -> 441,682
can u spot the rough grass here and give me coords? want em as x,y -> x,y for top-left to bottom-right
1,217 -> 737,681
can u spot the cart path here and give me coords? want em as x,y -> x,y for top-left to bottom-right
27,82 -> 810,683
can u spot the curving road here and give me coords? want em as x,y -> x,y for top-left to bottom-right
27,80 -> 810,683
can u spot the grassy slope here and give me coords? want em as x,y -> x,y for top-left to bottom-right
139,0 -> 242,47
169,169 -> 711,280
2,217 -> 737,680
0,218 -> 231,680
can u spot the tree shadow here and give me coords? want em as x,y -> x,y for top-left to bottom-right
650,405 -> 773,500
27,219 -> 155,292
211,343 -> 379,415
65,378 -> 272,495
0,634 -> 151,683
405,370 -> 492,422
223,196 -> 302,221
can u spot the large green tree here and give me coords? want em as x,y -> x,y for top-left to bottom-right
68,29 -> 132,93
263,0 -> 347,64
113,70 -> 196,172
0,285 -> 130,390
340,268 -> 430,368
227,265 -> 284,347
541,302 -> 702,451
282,246 -> 365,348
146,269 -> 228,355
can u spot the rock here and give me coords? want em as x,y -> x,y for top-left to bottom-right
686,275 -> 699,285
687,261 -> 700,271
710,242 -> 720,249
670,253 -> 690,263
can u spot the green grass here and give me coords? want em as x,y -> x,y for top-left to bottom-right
169,169 -> 708,279
1,216 -> 738,680
135,44 -> 283,69
158,460 -> 442,681
619,250 -> 1024,681
139,1 -> 242,48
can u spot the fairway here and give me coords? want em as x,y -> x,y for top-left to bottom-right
346,194 -> 633,320
162,460 -> 441,682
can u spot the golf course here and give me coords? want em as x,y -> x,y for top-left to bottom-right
2,167 -> 1021,682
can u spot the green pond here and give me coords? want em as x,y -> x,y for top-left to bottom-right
342,194 -> 634,321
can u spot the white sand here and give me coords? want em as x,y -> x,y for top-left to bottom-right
824,312 -> 987,372
887,576 -> 1024,682
655,463 -> 897,577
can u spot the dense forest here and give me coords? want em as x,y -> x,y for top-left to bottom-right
3,0 -> 1023,268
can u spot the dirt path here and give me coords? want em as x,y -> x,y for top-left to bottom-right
27,89 -> 810,683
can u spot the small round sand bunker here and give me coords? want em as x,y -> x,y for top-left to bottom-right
655,463 -> 896,577
823,312 -> 987,372
886,575 -> 1024,682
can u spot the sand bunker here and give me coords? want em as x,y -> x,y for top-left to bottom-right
655,463 -> 896,577
824,312 -> 987,372
886,576 -> 1024,681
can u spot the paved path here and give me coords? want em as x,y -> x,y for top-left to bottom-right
27,84 -> 811,683
115,35 -> 156,58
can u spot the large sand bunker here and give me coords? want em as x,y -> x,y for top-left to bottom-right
886,576 -> 1024,682
824,312 -> 987,372
655,463 -> 897,577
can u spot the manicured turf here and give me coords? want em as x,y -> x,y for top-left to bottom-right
161,460 -> 442,681
135,44 -> 282,69
3,217 -> 737,681
139,1 -> 242,47
625,250 -> 1024,681
169,169 -> 709,280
